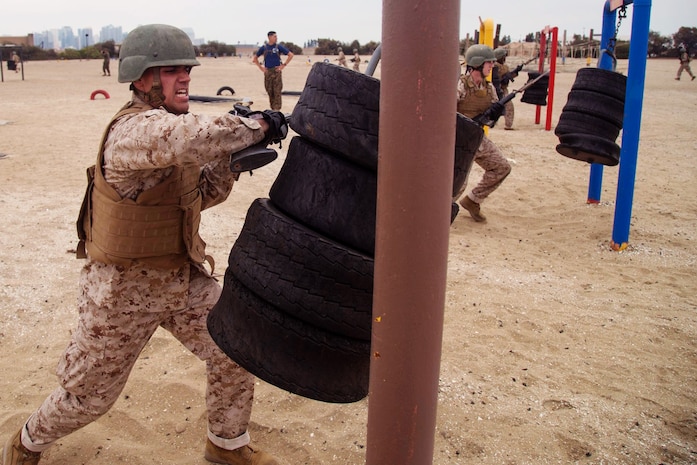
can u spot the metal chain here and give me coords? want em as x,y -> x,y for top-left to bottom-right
604,5 -> 627,70
608,5 -> 627,55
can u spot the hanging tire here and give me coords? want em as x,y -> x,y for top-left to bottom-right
291,62 -> 482,180
520,72 -> 549,106
556,132 -> 620,166
555,109 -> 621,141
228,198 -> 374,340
450,202 -> 460,222
269,137 -> 378,255
290,62 -> 381,170
453,114 -> 483,197
216,86 -> 235,95
269,132 -> 475,255
207,269 -> 370,403
571,68 -> 626,101
561,89 -> 625,128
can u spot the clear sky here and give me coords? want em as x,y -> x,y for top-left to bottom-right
2,0 -> 693,45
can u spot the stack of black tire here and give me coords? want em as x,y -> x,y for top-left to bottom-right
207,62 -> 483,403
555,67 -> 627,166
520,71 -> 550,106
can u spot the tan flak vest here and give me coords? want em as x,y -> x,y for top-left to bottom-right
76,101 -> 212,270
457,73 -> 496,118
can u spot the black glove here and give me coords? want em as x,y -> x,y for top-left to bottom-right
473,102 -> 505,128
231,108 -> 288,147
258,110 -> 289,146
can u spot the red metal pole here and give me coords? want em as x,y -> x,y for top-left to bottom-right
366,1 -> 460,464
545,27 -> 559,131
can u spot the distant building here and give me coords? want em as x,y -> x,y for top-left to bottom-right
0,34 -> 35,47
181,28 -> 204,46
100,25 -> 124,44
4,25 -> 204,51
236,44 -> 260,57
59,27 -> 77,49
77,28 -> 95,48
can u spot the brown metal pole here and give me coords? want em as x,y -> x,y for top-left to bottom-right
366,1 -> 460,464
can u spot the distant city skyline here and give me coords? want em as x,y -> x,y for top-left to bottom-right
2,0 -> 691,50
19,25 -> 298,52
28,25 -> 129,51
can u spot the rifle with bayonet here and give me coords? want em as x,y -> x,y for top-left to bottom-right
502,54 -> 539,85
473,71 -> 550,128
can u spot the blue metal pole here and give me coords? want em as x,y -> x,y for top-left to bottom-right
611,0 -> 651,250
587,1 -> 618,203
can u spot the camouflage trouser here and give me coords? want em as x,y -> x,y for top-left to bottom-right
24,265 -> 254,450
676,62 -> 695,79
264,67 -> 283,110
503,99 -> 514,129
455,136 -> 511,204
501,85 -> 514,129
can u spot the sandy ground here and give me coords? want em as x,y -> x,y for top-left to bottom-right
0,54 -> 695,465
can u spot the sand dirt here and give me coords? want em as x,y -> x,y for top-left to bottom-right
0,55 -> 695,464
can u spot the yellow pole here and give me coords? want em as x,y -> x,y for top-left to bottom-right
479,17 -> 495,135
479,17 -> 495,49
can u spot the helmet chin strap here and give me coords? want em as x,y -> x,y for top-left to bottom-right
132,68 -> 167,110
467,65 -> 484,75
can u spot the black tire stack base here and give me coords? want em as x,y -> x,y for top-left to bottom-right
208,62 -> 483,403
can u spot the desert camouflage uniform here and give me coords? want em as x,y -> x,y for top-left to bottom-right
353,52 -> 360,72
676,50 -> 695,80
338,50 -> 347,67
455,74 -> 511,203
497,62 -> 515,129
264,68 -> 284,110
21,100 -> 266,453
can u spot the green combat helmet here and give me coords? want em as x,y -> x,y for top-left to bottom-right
465,44 -> 496,68
118,24 -> 200,83
494,47 -> 508,60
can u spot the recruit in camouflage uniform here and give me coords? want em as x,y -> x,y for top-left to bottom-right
494,47 -> 515,130
675,43 -> 696,81
338,47 -> 348,67
2,24 -> 282,465
455,44 -> 512,222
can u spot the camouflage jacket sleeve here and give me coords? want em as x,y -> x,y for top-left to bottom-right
103,109 -> 265,204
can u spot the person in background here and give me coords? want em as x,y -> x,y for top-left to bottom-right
675,43 -> 695,81
352,48 -> 361,72
494,47 -> 515,130
101,47 -> 111,76
455,44 -> 511,223
1,24 -> 286,465
337,46 -> 348,67
253,31 -> 294,110
11,51 -> 20,73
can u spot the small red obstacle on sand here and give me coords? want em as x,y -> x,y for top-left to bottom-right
90,89 -> 110,100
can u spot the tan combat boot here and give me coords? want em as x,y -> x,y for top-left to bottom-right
204,440 -> 280,465
2,429 -> 41,465
460,196 -> 486,222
